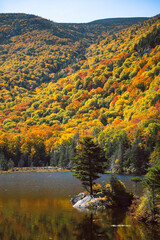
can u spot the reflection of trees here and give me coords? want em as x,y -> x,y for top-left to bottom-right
110,208 -> 126,225
75,209 -> 160,240
0,210 -> 73,240
117,217 -> 160,240
0,206 -> 160,240
73,210 -> 126,240
73,213 -> 108,240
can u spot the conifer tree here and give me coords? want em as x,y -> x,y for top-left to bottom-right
144,163 -> 160,221
72,136 -> 107,195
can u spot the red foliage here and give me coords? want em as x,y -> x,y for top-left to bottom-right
111,95 -> 118,106
155,101 -> 160,111
90,109 -> 100,118
131,118 -> 141,124
113,119 -> 123,126
80,92 -> 89,101
87,81 -> 93,91
154,85 -> 159,91
156,131 -> 160,139
111,81 -> 119,89
134,94 -> 144,102
4,110 -> 12,115
94,87 -> 103,94
65,67 -> 69,72
15,102 -> 30,111
78,72 -> 87,79
41,99 -> 54,108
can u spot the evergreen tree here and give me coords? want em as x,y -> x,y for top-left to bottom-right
144,163 -> 160,221
0,151 -> 8,171
72,136 -> 107,195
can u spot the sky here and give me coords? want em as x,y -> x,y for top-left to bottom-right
0,0 -> 160,23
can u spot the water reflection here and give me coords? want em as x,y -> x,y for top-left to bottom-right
0,204 -> 160,240
73,213 -> 105,240
74,213 -> 110,239
74,210 -> 160,240
0,172 -> 159,240
0,202 -> 77,240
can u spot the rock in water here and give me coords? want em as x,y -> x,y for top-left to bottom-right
73,195 -> 93,208
70,192 -> 85,205
71,193 -> 110,210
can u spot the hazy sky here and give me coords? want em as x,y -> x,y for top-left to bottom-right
1,0 -> 160,23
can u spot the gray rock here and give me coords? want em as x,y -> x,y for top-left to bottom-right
70,192 -> 85,205
73,195 -> 93,208
72,193 -> 109,210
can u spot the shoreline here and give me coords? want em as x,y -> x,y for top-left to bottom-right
0,168 -> 144,176
0,167 -> 70,174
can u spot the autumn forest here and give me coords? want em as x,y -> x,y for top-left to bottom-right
0,13 -> 160,174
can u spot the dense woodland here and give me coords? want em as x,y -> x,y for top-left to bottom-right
0,13 -> 160,174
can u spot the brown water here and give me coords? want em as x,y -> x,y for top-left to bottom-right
0,172 -> 159,240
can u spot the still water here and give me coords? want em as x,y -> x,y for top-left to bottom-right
0,172 -> 159,240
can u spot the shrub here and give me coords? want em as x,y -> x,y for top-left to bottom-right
109,176 -> 133,207
110,176 -> 126,195
105,183 -> 112,193
130,177 -> 142,183
136,191 -> 153,221
92,183 -> 102,194
102,183 -> 112,196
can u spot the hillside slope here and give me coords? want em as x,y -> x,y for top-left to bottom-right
0,14 -> 147,90
0,14 -> 159,173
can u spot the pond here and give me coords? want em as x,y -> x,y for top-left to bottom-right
0,172 -> 159,240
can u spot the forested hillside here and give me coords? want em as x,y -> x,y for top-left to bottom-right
0,13 -> 159,173
0,14 -> 147,90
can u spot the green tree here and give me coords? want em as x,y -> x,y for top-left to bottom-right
130,176 -> 142,194
0,151 -> 8,171
72,136 -> 107,195
143,163 -> 160,221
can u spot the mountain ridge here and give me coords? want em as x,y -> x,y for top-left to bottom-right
0,13 -> 149,90
0,13 -> 149,40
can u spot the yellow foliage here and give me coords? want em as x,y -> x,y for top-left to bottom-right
105,183 -> 112,194
92,183 -> 102,193
115,159 -> 119,164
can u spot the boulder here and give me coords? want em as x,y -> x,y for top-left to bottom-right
71,193 -> 110,210
73,195 -> 93,208
70,192 -> 85,205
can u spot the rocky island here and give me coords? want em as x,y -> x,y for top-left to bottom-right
71,177 -> 133,211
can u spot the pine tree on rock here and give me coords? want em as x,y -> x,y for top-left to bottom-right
72,136 -> 107,195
